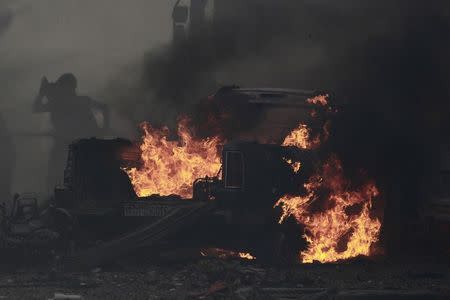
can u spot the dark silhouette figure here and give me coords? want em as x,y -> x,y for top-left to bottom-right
0,113 -> 14,202
32,73 -> 110,189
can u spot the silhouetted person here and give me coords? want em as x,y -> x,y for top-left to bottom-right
0,113 -> 14,202
32,73 -> 110,189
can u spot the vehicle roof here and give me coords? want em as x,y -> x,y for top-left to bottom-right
214,86 -> 324,106
233,87 -> 316,96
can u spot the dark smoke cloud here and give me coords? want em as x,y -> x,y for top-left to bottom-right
113,1 -> 436,122
112,0 -> 450,222
327,4 -> 450,221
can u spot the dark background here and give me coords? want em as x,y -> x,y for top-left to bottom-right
1,0 -> 449,213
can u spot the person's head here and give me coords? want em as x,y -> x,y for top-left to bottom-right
55,73 -> 77,96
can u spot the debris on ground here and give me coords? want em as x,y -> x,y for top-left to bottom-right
0,257 -> 447,299
49,293 -> 83,300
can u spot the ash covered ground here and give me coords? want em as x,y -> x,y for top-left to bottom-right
0,256 -> 448,299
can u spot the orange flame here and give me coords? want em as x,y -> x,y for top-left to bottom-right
307,94 -> 329,106
239,252 -> 256,260
278,119 -> 381,263
282,124 -> 320,149
200,248 -> 256,260
276,156 -> 381,263
125,118 -> 222,199
283,158 -> 302,173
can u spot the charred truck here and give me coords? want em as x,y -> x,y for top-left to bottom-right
55,87 -> 328,269
2,87 -> 448,268
0,87 -> 329,269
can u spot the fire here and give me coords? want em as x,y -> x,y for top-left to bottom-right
307,94 -> 329,106
125,92 -> 381,264
276,157 -> 381,263
239,252 -> 256,260
282,124 -> 320,149
125,118 -> 222,199
200,248 -> 256,260
278,119 -> 381,263
283,158 -> 302,173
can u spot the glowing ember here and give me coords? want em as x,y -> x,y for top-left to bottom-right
239,252 -> 256,260
307,94 -> 329,106
276,156 -> 381,263
283,158 -> 302,173
200,248 -> 256,260
282,124 -> 320,149
125,118 -> 222,199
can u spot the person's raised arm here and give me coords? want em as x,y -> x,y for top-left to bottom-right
32,77 -> 50,113
87,97 -> 110,130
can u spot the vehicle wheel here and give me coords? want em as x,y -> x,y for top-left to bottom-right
255,225 -> 302,266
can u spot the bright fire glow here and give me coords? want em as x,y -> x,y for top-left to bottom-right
200,248 -> 256,260
125,118 -> 222,199
276,156 -> 381,263
239,252 -> 256,260
282,123 -> 320,149
283,158 -> 302,173
126,95 -> 381,264
307,94 -> 329,106
279,121 -> 381,263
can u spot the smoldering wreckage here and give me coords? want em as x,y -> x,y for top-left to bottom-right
1,1 -> 450,299
4,89 -> 376,267
2,87 -> 449,267
2,86 -> 449,300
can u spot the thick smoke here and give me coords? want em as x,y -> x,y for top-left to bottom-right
2,0 -> 449,220
115,0 -> 450,226
116,1 -> 450,123
324,3 -> 450,250
0,1 -> 176,195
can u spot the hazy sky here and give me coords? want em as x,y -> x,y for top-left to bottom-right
0,0 -> 177,194
1,0 -> 448,195
1,0 -> 176,99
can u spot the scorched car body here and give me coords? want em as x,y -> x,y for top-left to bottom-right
51,140 -> 309,269
50,87 -> 325,269
0,87 -> 327,268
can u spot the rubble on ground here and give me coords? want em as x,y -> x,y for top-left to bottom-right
0,256 -> 447,299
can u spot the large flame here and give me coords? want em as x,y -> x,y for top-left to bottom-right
276,156 -> 381,263
125,118 -> 222,199
277,122 -> 381,263
125,96 -> 381,263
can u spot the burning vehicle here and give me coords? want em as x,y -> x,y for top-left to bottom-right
5,86 -> 440,269
58,87 -> 341,269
